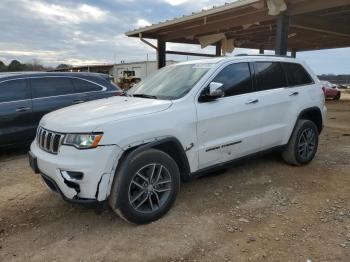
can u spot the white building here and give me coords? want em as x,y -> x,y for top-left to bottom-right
54,61 -> 177,82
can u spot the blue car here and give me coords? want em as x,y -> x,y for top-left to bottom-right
0,72 -> 122,147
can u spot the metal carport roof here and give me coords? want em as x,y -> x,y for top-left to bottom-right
126,0 -> 350,68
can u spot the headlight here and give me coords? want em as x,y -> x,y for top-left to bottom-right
63,133 -> 103,149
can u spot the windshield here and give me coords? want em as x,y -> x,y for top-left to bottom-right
127,64 -> 211,100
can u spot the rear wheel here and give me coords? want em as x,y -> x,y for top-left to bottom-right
109,149 -> 180,224
282,120 -> 319,166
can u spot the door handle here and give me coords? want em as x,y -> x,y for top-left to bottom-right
289,91 -> 299,96
16,107 -> 31,113
245,99 -> 259,105
72,100 -> 85,105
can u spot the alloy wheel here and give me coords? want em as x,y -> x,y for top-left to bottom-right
128,163 -> 172,213
298,128 -> 316,160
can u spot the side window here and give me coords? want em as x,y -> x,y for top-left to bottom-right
282,63 -> 313,87
31,77 -> 75,98
72,78 -> 102,93
212,62 -> 253,97
255,62 -> 287,91
0,79 -> 29,103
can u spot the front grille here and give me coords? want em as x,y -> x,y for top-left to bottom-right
37,127 -> 64,154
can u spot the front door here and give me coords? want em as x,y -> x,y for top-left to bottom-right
195,62 -> 262,169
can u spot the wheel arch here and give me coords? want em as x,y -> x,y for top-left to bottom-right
116,137 -> 192,182
297,107 -> 323,134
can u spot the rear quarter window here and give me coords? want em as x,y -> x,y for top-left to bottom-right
31,77 -> 75,98
0,79 -> 29,102
72,78 -> 103,93
282,63 -> 313,87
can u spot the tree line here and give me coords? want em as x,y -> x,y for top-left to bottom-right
0,59 -> 71,72
1,59 -> 349,83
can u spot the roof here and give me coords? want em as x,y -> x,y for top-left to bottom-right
52,64 -> 114,72
172,54 -> 301,66
0,71 -> 109,80
126,0 -> 350,52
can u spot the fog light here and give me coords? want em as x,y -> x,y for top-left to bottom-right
61,171 -> 84,181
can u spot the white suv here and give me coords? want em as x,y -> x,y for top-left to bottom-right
29,56 -> 326,224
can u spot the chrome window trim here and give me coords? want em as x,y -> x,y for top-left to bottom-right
0,76 -> 108,104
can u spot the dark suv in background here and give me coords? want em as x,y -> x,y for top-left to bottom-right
0,72 -> 121,147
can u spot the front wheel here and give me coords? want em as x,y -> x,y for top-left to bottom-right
282,120 -> 319,166
109,149 -> 180,224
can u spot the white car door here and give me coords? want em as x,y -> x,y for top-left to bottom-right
253,61 -> 294,150
195,62 -> 263,169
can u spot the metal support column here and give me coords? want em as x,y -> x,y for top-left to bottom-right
157,39 -> 166,69
216,41 -> 222,56
275,12 -> 289,56
259,46 -> 265,54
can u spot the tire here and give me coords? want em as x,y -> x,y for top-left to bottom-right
333,92 -> 341,101
109,149 -> 180,224
282,120 -> 319,166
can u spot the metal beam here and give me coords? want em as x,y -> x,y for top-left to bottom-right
290,15 -> 350,38
291,49 -> 296,58
162,9 -> 271,41
166,51 -> 218,58
216,41 -> 222,56
259,46 -> 264,54
157,40 -> 166,69
287,0 -> 350,16
139,33 -> 158,50
275,12 -> 289,55
290,25 -> 350,39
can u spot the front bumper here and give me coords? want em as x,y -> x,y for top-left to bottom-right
30,141 -> 123,202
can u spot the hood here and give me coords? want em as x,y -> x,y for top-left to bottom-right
40,96 -> 172,133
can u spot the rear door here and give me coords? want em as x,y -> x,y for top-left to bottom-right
282,62 -> 316,135
0,79 -> 34,146
30,77 -> 83,126
253,61 -> 292,149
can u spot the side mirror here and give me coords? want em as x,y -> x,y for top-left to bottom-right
199,82 -> 225,102
208,82 -> 224,99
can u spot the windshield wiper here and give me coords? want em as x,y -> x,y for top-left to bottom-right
132,94 -> 158,99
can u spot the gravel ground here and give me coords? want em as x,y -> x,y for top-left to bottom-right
0,95 -> 349,262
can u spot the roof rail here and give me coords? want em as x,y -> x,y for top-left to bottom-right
235,54 -> 294,58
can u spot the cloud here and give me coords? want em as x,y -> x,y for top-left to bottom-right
162,0 -> 229,9
0,0 -> 348,74
136,19 -> 152,28
163,0 -> 189,6
25,2 -> 109,24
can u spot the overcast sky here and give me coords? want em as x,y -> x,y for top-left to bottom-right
0,0 -> 349,74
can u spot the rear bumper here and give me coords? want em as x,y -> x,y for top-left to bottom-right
30,141 -> 123,202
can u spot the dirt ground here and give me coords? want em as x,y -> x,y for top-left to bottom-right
1,94 -> 350,262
